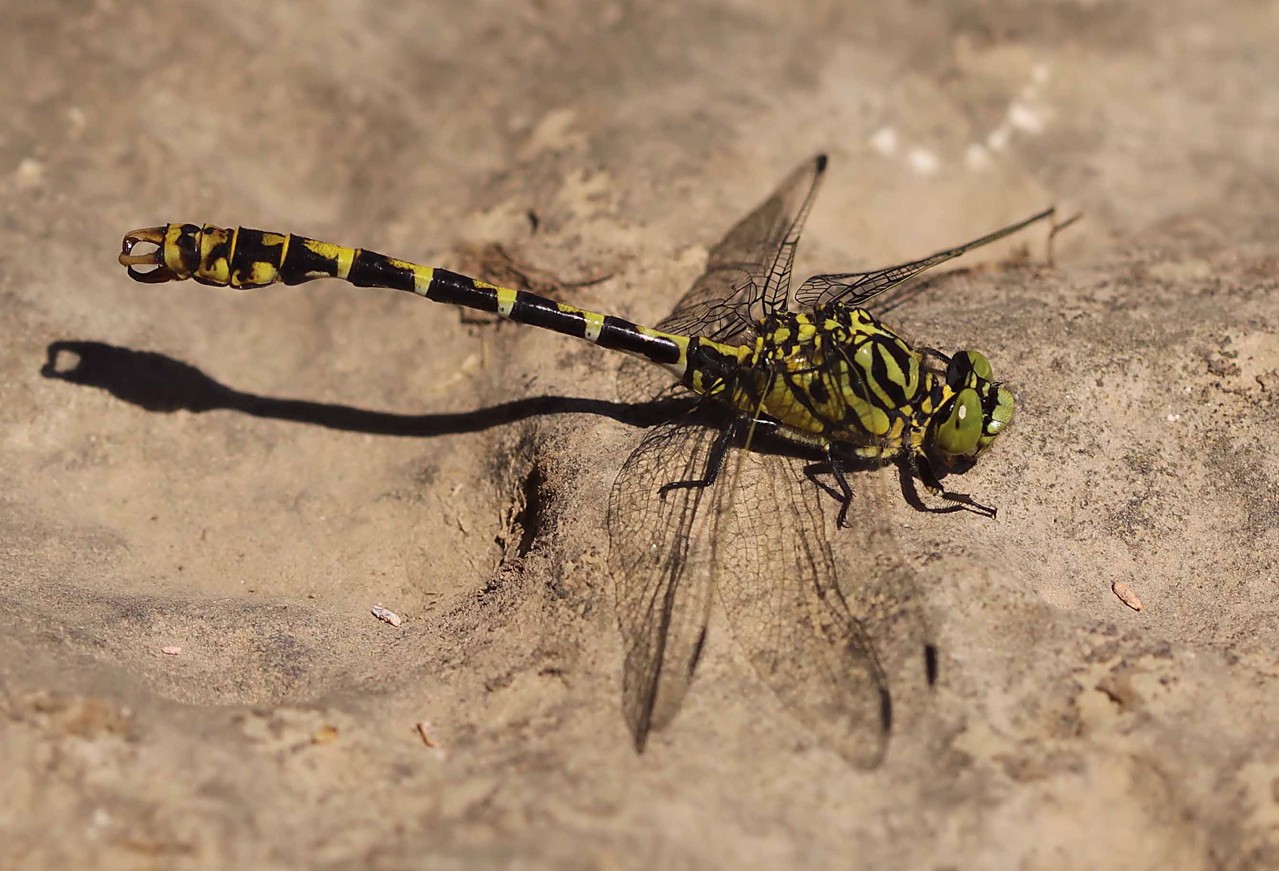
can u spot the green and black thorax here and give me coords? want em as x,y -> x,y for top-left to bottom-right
682,304 -> 1014,480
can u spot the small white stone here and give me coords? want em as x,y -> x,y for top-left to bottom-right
907,148 -> 940,176
986,126 -> 1011,152
965,143 -> 992,170
1008,101 -> 1047,135
371,604 -> 403,627
869,127 -> 898,157
67,106 -> 87,136
14,158 -> 43,190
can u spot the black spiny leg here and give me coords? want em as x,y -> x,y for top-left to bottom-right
658,421 -> 739,498
828,452 -> 859,529
910,452 -> 998,518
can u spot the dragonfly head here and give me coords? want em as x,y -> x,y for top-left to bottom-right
924,350 -> 1014,471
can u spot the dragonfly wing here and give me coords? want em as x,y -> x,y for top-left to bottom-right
608,416 -> 722,750
759,154 -> 826,316
711,446 -> 932,767
662,154 -> 828,338
794,207 -> 1055,309
618,155 -> 829,404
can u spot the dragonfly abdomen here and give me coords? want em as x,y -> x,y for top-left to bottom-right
120,223 -> 706,377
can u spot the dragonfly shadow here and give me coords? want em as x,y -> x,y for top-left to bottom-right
40,340 -> 694,436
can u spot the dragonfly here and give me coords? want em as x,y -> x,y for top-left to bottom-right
118,156 -> 1053,765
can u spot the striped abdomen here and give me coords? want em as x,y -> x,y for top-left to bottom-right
120,223 -> 749,382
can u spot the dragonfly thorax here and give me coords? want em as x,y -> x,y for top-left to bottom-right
719,309 -> 1013,478
727,307 -> 927,456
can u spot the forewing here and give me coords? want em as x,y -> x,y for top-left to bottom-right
795,207 -> 1055,309
608,417 -> 721,750
662,154 -> 827,338
711,447 -> 932,767
618,155 -> 828,404
758,155 -> 826,317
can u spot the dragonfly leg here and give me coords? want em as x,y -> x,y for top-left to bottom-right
657,421 -> 737,497
920,347 -> 951,366
910,453 -> 998,518
800,446 -> 857,529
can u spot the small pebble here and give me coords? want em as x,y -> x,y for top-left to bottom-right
1112,580 -> 1144,612
416,720 -> 440,749
371,604 -> 402,627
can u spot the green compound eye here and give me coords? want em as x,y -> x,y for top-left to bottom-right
936,388 -> 984,457
984,384 -> 1015,438
947,350 -> 992,387
965,351 -> 992,382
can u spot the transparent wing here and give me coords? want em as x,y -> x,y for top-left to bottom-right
794,207 -> 1055,310
709,353 -> 933,765
709,445 -> 931,767
662,154 -> 827,339
618,155 -> 828,404
608,416 -> 723,750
